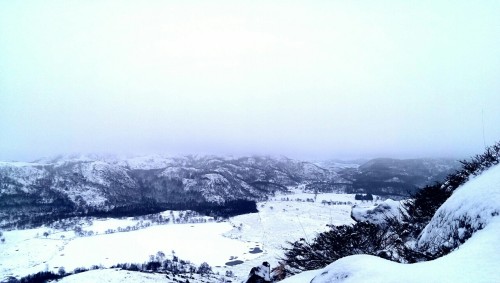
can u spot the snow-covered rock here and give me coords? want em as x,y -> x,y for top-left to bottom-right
350,199 -> 402,225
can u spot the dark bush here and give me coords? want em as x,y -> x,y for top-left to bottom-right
281,222 -> 392,274
196,262 -> 212,275
354,193 -> 373,201
19,271 -> 62,283
443,141 -> 500,192
144,261 -> 161,272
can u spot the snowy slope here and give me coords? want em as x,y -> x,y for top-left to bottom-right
417,164 -> 500,254
0,162 -> 48,193
282,164 -> 500,283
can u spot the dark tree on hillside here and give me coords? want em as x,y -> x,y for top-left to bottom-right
197,262 -> 212,275
405,184 -> 451,227
19,271 -> 62,283
443,141 -> 500,192
354,193 -> 373,201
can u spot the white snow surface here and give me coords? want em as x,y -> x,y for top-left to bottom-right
57,269 -> 169,283
55,268 -> 226,283
417,164 -> 500,253
223,193 -> 360,277
0,222 -> 261,279
282,164 -> 500,283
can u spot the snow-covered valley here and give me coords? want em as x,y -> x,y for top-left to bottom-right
1,151 -> 497,283
0,192 -> 372,282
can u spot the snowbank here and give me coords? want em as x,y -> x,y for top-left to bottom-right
293,218 -> 500,283
417,164 -> 500,254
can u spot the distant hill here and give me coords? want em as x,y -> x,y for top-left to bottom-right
0,155 -> 459,228
345,158 -> 459,196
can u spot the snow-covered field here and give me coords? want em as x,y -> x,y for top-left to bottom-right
0,193 -> 372,282
55,268 -> 225,283
224,193 -> 365,277
57,269 -> 172,283
0,221 -> 261,279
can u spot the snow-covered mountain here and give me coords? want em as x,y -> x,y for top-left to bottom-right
282,163 -> 500,283
0,155 -> 458,229
346,158 -> 459,197
0,155 -> 348,228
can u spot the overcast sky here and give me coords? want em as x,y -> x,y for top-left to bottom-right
0,1 -> 499,161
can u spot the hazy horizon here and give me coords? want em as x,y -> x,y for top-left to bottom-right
1,151 -> 467,164
1,1 -> 499,162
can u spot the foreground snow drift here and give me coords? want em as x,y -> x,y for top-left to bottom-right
304,219 -> 500,283
283,164 -> 500,283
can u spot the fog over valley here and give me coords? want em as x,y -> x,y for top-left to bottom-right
1,1 -> 499,161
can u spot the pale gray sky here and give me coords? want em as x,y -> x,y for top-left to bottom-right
0,0 -> 499,161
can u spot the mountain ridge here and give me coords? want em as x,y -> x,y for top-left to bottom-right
0,155 -> 459,229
